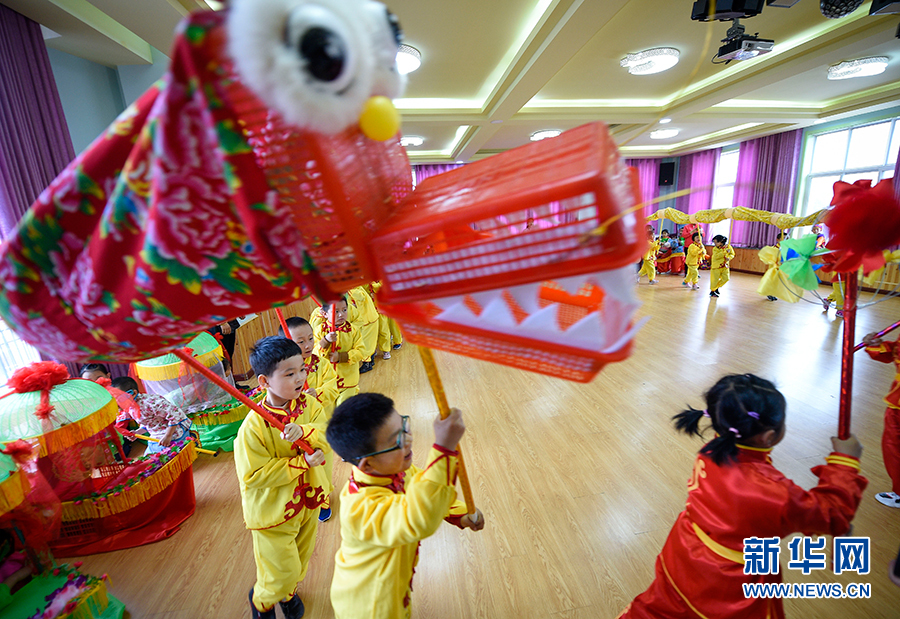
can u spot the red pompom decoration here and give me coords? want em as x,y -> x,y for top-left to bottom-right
0,439 -> 36,463
826,178 -> 900,274
6,361 -> 69,393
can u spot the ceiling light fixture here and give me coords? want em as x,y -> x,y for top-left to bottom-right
650,129 -> 680,140
400,136 -> 424,147
530,130 -> 562,141
827,56 -> 889,80
396,44 -> 422,75
620,47 -> 680,75
820,0 -> 864,19
659,118 -> 672,124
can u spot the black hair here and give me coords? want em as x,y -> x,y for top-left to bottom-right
222,356 -> 231,373
321,295 -> 347,311
111,376 -> 139,393
277,316 -> 311,337
327,393 -> 396,463
249,336 -> 303,377
776,232 -> 785,241
691,232 -> 700,241
661,229 -> 670,234
80,363 -> 109,376
673,374 -> 786,466
712,234 -> 728,245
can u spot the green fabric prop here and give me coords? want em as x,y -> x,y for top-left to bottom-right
779,235 -> 830,291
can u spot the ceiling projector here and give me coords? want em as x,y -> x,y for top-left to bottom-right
717,35 -> 775,61
715,19 -> 774,62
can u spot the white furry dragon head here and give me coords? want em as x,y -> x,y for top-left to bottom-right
228,0 -> 405,136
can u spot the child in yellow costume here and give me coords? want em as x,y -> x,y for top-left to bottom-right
758,232 -> 803,302
347,286 -> 380,373
369,281 -> 403,359
326,393 -> 485,619
314,297 -> 367,406
281,317 -> 338,414
682,232 -> 708,291
282,316 -> 340,523
234,336 -> 330,619
637,234 -> 660,285
708,234 -> 735,298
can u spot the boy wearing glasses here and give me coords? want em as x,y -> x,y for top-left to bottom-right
326,393 -> 485,619
234,337 -> 330,619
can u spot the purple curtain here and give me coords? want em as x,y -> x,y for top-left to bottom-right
0,5 -> 75,240
624,158 -> 661,218
413,163 -> 463,185
731,129 -> 802,247
675,149 -> 720,216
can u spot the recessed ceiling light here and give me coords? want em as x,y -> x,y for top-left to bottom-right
396,44 -> 422,75
455,160 -> 464,164
650,129 -> 680,140
530,129 -> 561,141
620,47 -> 680,75
400,136 -> 424,147
490,120 -> 504,124
827,56 -> 889,80
659,118 -> 672,124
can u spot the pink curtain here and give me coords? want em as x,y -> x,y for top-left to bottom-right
0,4 -> 75,240
624,158 -> 661,218
413,164 -> 463,185
731,129 -> 802,247
675,149 -> 719,216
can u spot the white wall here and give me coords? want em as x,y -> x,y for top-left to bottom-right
117,46 -> 170,107
46,47 -> 125,155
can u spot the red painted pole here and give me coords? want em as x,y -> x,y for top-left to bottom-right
171,349 -> 314,454
838,272 -> 858,440
275,307 -> 290,337
853,319 -> 900,353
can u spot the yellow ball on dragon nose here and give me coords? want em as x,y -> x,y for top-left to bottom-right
359,96 -> 401,142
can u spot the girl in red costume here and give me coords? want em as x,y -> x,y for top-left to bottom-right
618,374 -> 867,619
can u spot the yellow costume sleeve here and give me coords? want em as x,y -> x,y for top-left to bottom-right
235,417 -> 312,490
348,287 -> 379,324
341,326 -> 368,365
312,360 -> 339,412
309,308 -> 324,335
758,246 -> 780,267
343,447 -> 459,548
725,245 -> 735,262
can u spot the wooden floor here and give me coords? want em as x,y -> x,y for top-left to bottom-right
75,272 -> 900,618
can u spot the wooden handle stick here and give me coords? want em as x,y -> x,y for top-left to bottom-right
418,346 -> 476,515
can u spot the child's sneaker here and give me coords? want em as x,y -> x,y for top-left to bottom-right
382,351 -> 391,360
875,492 -> 900,508
319,507 -> 332,522
767,295 -> 778,301
249,590 -> 276,619
692,284 -> 700,291
822,297 -> 831,310
682,281 -> 688,287
392,342 -> 402,350
649,280 -> 658,285
279,595 -> 305,619
836,310 -> 844,318
359,360 -> 374,374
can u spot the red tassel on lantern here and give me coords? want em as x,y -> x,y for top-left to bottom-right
6,361 -> 69,393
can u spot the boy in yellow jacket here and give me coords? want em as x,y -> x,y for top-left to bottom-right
327,393 -> 485,619
281,315 -> 340,522
347,286 -> 380,373
313,297 -> 368,406
234,337 -> 330,619
682,232 -> 708,291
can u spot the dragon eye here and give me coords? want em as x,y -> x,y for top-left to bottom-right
284,5 -> 356,89
299,27 -> 345,82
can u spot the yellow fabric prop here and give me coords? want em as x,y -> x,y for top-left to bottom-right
647,206 -> 828,230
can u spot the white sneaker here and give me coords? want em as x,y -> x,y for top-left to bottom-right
692,284 -> 700,290
382,351 -> 391,360
649,280 -> 658,285
875,492 -> 900,508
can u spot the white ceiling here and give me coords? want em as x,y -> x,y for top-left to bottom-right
5,0 -> 899,162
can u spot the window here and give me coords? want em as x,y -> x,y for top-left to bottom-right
708,149 -> 739,240
0,319 -> 41,383
799,117 -> 899,217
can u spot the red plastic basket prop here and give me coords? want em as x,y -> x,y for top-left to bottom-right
216,36 -> 412,291
371,122 -> 646,382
